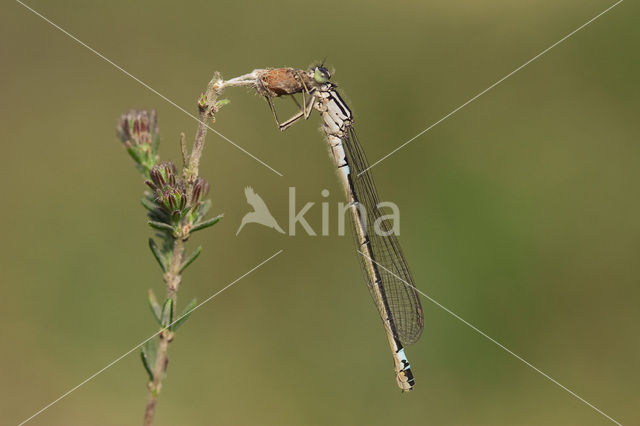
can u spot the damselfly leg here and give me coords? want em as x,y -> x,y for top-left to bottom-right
275,91 -> 318,131
264,91 -> 313,130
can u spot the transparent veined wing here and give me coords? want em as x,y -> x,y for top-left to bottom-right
343,125 -> 424,345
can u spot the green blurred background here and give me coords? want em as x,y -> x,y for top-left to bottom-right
1,0 -> 638,424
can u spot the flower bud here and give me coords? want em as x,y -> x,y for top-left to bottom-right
117,109 -> 160,172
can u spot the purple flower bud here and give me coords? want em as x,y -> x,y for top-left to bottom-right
145,180 -> 158,191
150,167 -> 166,188
117,109 -> 159,148
192,177 -> 210,204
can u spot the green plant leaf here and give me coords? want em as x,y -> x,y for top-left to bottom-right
148,220 -> 175,233
148,238 -> 167,272
196,199 -> 212,221
127,146 -> 143,165
215,98 -> 231,108
172,298 -> 197,331
141,196 -> 157,212
190,214 -> 223,234
141,339 -> 157,381
147,289 -> 162,324
161,298 -> 174,328
180,246 -> 202,273
148,209 -> 169,225
152,134 -> 160,157
198,93 -> 207,108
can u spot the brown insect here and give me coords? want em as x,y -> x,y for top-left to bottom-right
254,68 -> 317,129
221,66 -> 322,129
255,67 -> 310,97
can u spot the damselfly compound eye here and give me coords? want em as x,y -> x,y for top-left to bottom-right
313,66 -> 331,83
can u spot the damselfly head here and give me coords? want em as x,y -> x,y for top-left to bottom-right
313,66 -> 331,84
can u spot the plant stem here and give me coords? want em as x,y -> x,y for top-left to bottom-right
143,331 -> 169,426
165,238 -> 185,304
143,238 -> 183,426
187,73 -> 222,186
188,108 -> 209,181
142,73 -> 222,426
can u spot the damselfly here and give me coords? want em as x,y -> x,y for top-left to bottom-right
225,66 -> 424,391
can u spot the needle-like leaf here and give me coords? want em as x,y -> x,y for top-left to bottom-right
190,214 -> 223,234
148,220 -> 175,232
171,298 -> 197,331
141,196 -> 157,212
127,146 -> 143,165
141,340 -> 157,382
180,246 -> 202,273
161,299 -> 174,329
147,289 -> 163,324
148,238 -> 168,272
195,199 -> 212,222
